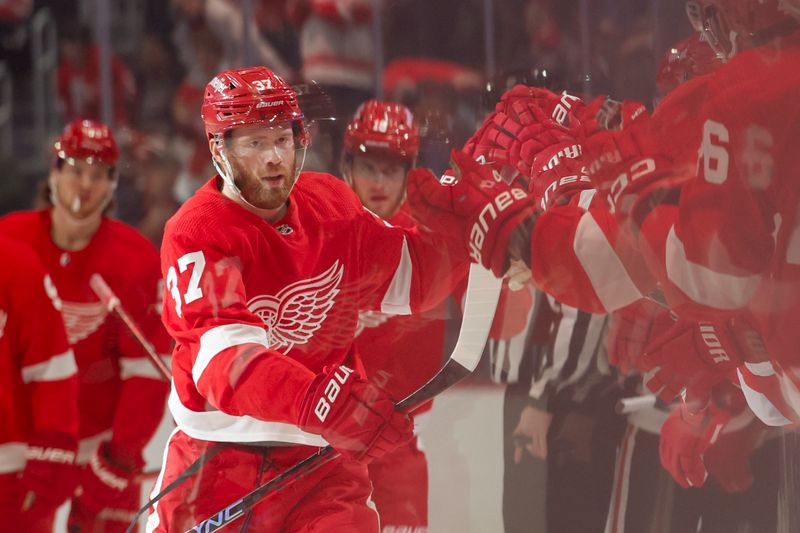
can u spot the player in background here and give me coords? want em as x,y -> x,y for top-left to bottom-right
0,236 -> 79,532
630,0 -> 800,424
149,66 -> 471,532
342,99 -> 452,532
0,119 -> 172,533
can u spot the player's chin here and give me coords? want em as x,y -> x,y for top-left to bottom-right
251,187 -> 291,210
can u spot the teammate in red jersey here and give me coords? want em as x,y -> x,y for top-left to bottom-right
0,119 -> 172,533
620,0 -> 800,422
343,99 -> 450,532
149,67 -> 470,532
0,235 -> 79,533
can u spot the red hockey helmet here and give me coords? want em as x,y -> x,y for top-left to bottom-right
656,33 -> 724,94
686,0 -> 794,58
201,66 -> 310,146
54,119 -> 119,167
343,100 -> 420,163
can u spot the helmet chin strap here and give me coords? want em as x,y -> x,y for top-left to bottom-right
213,138 -> 307,213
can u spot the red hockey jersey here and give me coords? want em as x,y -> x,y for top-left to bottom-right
355,205 -> 454,415
527,189 -> 655,314
161,174 -> 465,446
0,235 -> 78,473
0,211 -> 171,466
635,35 -> 800,424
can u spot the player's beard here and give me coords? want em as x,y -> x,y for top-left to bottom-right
230,156 -> 298,211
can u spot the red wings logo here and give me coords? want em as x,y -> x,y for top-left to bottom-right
60,300 -> 109,344
247,262 -> 344,353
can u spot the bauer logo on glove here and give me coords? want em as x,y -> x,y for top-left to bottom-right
314,365 -> 354,423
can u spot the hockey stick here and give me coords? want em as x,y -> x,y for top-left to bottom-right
90,273 -> 172,381
184,264 -> 502,533
615,394 -> 657,415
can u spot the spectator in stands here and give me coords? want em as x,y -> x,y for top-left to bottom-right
171,25 -> 223,202
56,25 -> 136,126
287,0 -> 375,157
172,0 -> 291,83
133,34 -> 182,136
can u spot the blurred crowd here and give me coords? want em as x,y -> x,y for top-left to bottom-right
0,0 -> 689,246
5,1 -> 797,532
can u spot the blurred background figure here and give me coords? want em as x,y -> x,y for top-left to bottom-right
0,119 -> 171,533
57,24 -> 136,126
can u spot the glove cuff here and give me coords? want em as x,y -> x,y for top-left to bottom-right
89,442 -> 133,492
298,365 -> 357,434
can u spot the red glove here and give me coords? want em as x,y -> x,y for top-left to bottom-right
298,365 -> 413,463
704,414 -> 766,493
638,319 -> 743,402
497,85 -> 584,129
465,86 -> 581,180
407,150 -> 536,275
528,140 -> 591,210
18,435 -> 78,509
659,399 -> 731,489
605,298 -> 674,376
74,441 -> 138,513
406,166 -> 471,261
578,99 -> 683,225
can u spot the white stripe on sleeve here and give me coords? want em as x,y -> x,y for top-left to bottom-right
169,385 -> 327,446
120,355 -> 172,380
737,368 -> 792,427
21,349 -> 77,383
380,237 -> 412,315
192,324 -> 269,384
573,212 -> 642,312
665,227 -> 761,310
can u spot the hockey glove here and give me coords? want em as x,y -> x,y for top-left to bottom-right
705,412 -> 766,493
497,85 -> 584,129
74,441 -> 137,513
446,149 -> 536,275
605,298 -> 674,376
638,319 -> 744,402
578,99 -> 684,227
18,434 -> 78,510
528,140 -> 591,210
465,86 -> 580,180
408,150 -> 536,276
659,399 -> 730,489
406,166 -> 471,261
298,365 -> 414,463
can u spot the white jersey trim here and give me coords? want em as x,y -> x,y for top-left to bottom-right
380,237 -> 412,315
78,429 -> 112,464
0,442 -> 27,473
665,227 -> 761,310
744,360 -> 776,377
145,427 -> 180,533
737,369 -> 792,426
573,212 -> 642,312
168,385 -> 328,446
193,324 -> 269,384
21,349 -> 77,383
120,355 -> 172,381
577,189 -> 597,210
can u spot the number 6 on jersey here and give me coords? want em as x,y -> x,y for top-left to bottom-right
166,251 -> 206,318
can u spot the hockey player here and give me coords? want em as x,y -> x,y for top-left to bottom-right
0,235 -> 79,533
149,66 -> 472,532
596,0 -> 800,422
342,99 -> 448,532
0,119 -> 172,533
